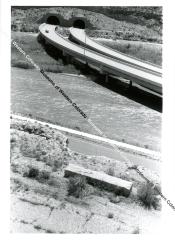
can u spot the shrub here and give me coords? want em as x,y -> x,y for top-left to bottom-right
126,43 -> 131,49
52,159 -> 63,171
137,182 -> 160,209
44,153 -> 66,170
25,167 -> 39,179
132,226 -> 140,234
68,175 -> 87,198
43,66 -> 62,73
11,24 -> 17,31
106,167 -> 115,176
19,132 -> 68,170
107,212 -> 114,219
109,195 -> 120,204
10,134 -> 18,147
47,176 -> 68,200
37,170 -> 50,183
11,60 -> 34,69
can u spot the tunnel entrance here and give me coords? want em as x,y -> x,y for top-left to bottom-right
47,16 -> 60,25
73,19 -> 85,29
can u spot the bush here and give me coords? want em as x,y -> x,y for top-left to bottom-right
11,60 -> 34,69
11,24 -> 17,31
68,176 -> 87,198
19,132 -> 68,170
106,167 -> 115,176
107,212 -> 114,219
25,167 -> 39,179
132,226 -> 140,234
137,182 -> 160,209
43,66 -> 63,73
37,170 -> 50,183
23,167 -> 52,183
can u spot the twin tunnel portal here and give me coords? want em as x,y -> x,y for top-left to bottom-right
46,15 -> 86,29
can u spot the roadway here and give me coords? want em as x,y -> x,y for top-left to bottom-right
39,23 -> 162,94
69,27 -> 162,76
11,114 -> 161,172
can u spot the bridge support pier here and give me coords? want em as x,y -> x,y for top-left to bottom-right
62,50 -> 72,64
105,73 -> 109,83
68,55 -> 73,64
45,40 -> 49,45
62,50 -> 66,57
129,80 -> 132,88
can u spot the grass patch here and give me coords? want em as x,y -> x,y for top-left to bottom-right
11,120 -> 70,171
11,60 -> 35,69
11,32 -> 88,75
98,39 -> 162,66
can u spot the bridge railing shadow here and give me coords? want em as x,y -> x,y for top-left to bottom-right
94,75 -> 162,112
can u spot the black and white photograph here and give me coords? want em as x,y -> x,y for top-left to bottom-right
1,0 -> 175,237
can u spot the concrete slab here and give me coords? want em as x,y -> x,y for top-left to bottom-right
64,164 -> 133,197
36,208 -> 86,233
10,220 -> 45,233
11,197 -> 50,224
84,215 -> 120,233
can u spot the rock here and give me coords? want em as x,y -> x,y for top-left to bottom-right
109,195 -> 120,204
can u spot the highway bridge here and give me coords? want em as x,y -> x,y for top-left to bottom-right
69,27 -> 162,76
39,23 -> 162,95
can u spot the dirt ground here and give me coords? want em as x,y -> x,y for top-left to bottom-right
10,118 -> 161,233
11,68 -> 162,151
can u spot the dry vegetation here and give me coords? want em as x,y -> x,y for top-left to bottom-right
98,39 -> 162,66
10,118 -> 161,233
11,32 -> 76,74
11,117 -> 161,201
79,6 -> 162,34
11,6 -> 162,43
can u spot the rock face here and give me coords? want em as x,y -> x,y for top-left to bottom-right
65,164 -> 133,197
